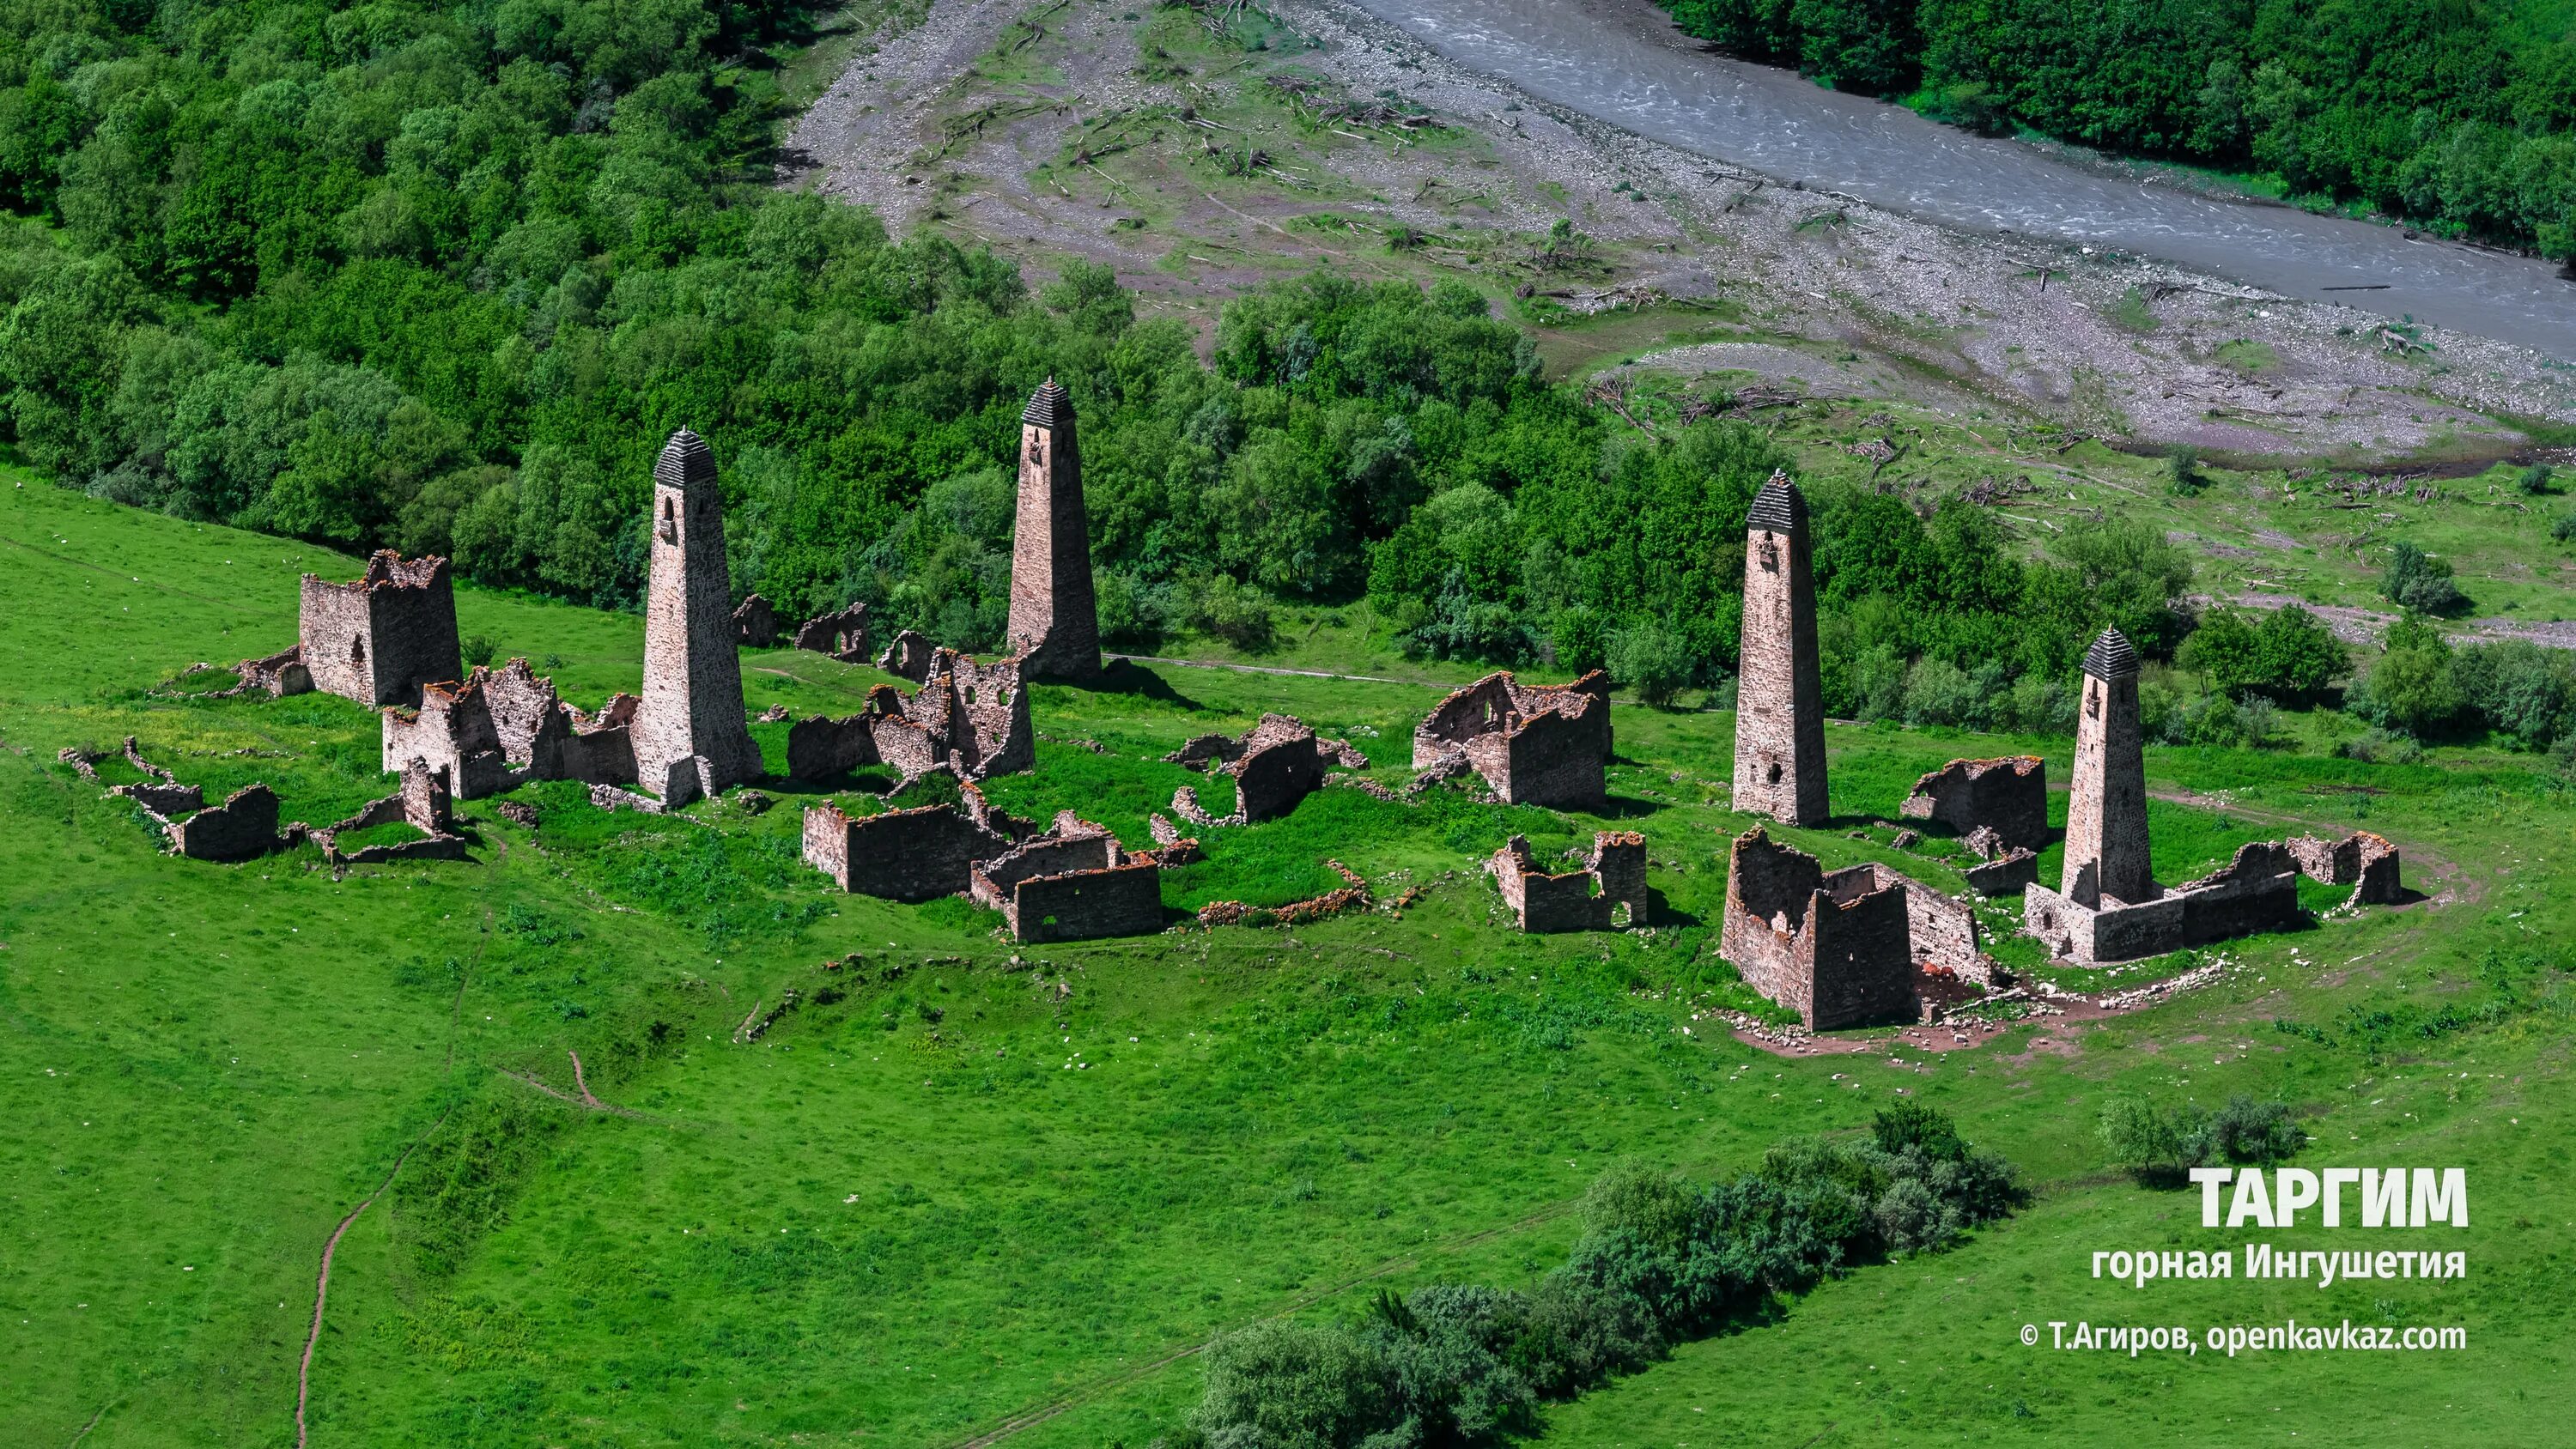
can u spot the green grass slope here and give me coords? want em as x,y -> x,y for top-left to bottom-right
3,470 -> 2571,1447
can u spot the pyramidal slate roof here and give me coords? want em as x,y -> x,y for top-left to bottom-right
1023,378 -> 1073,429
2081,627 -> 2139,680
1746,470 -> 1807,535
654,428 -> 717,489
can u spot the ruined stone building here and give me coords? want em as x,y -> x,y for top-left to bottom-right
785,646 -> 1033,785
381,658 -> 637,799
2288,831 -> 2403,906
1168,713 -> 1367,827
1489,830 -> 1650,932
878,628 -> 935,682
1732,473 -> 1828,827
791,602 -> 869,661
1902,755 -> 2047,850
300,551 -> 460,707
1721,828 -> 1921,1029
70,737 -> 290,862
1005,379 -> 1101,680
315,760 -> 470,866
802,787 -> 1165,943
1413,670 -> 1611,809
2061,628 -> 2154,907
733,593 -> 779,648
2019,629 -> 2397,965
634,429 -> 763,804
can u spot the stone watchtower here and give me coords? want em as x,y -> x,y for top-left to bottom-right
1005,379 -> 1101,680
1732,472 -> 1828,826
2063,627 -> 2154,906
633,429 -> 762,805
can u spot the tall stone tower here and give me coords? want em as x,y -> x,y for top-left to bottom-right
2063,627 -> 2154,906
1005,379 -> 1101,680
1732,471 -> 1828,826
634,429 -> 762,805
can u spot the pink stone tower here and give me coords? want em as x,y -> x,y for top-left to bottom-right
1732,471 -> 1828,826
2063,627 -> 2154,906
634,429 -> 762,804
1005,379 -> 1101,680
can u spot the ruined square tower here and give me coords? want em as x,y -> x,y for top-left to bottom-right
2062,627 -> 2154,906
1732,472 -> 1828,826
633,429 -> 762,804
299,551 -> 460,707
1005,379 -> 1101,680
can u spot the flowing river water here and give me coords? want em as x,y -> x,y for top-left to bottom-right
1342,0 -> 2575,358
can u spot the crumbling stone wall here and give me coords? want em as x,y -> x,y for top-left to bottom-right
1009,862 -> 1162,943
1721,828 -> 1917,1028
314,760 -> 470,865
1832,862 -> 1987,979
169,783 -> 285,862
801,799 -> 1012,900
1005,379 -> 1101,680
2024,840 -> 2304,965
878,628 -> 935,682
1413,670 -> 1611,809
792,602 -> 870,661
2063,629 -> 2153,907
1900,755 -> 2047,851
300,551 -> 461,707
787,649 -> 1032,784
1963,850 -> 2040,896
1488,830 -> 1651,932
234,646 -> 312,697
635,429 -> 763,805
733,593 -> 779,647
1733,473 -> 1828,826
383,662 -> 635,797
1168,713 -> 1355,826
2289,832 -> 2402,905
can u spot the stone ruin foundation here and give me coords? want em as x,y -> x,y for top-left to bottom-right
1195,861 -> 1371,929
1721,828 -> 1979,1029
382,658 -> 637,800
1167,713 -> 1367,827
786,647 -> 1033,785
791,602 -> 871,662
299,550 -> 461,708
801,785 -> 1168,943
878,628 -> 936,682
1413,670 -> 1612,809
1487,830 -> 1650,932
2287,832 -> 2403,906
66,737 -> 293,863
315,759 -> 471,866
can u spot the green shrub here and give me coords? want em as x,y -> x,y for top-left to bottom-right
1608,618 -> 1691,706
2380,542 -> 2470,616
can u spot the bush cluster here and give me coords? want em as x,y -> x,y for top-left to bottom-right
1177,1105 -> 2019,1448
2347,615 -> 2576,750
2099,1094 -> 2304,1185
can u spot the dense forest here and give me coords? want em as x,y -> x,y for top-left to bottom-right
5,0 -> 2562,754
1659,0 -> 2576,257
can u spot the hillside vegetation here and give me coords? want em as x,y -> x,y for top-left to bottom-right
5,459 -> 2576,1446
1659,0 -> 2576,257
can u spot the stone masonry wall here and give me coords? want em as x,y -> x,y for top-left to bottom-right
1732,473 -> 1828,827
1589,831 -> 1649,926
1010,862 -> 1163,943
170,784 -> 283,861
801,800 -> 1011,901
1900,755 -> 2048,851
1413,671 -> 1610,809
1721,828 -> 1915,1029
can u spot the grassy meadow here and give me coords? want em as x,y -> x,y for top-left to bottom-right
3,466 -> 2573,1446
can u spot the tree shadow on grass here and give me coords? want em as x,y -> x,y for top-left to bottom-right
1077,658 -> 1206,711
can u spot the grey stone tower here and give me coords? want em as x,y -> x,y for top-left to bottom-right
1733,471 -> 1828,826
2063,627 -> 2154,906
1005,379 -> 1101,679
634,429 -> 762,804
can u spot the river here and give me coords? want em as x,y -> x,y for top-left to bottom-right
1342,0 -> 2575,357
